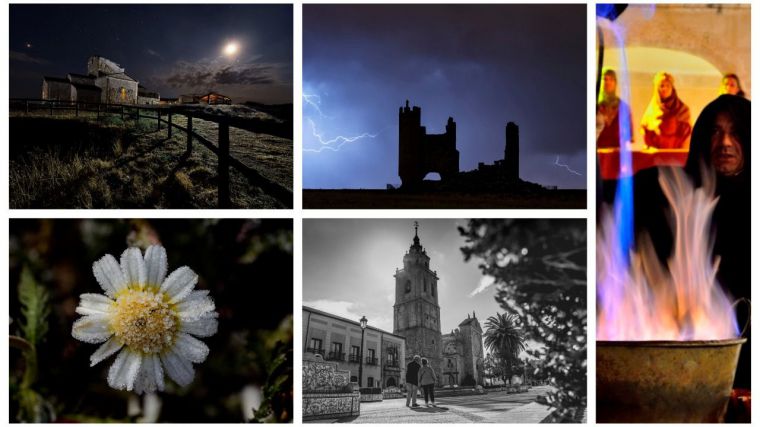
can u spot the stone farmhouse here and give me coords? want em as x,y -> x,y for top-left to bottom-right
42,56 -> 150,105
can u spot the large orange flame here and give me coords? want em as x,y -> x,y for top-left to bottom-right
597,167 -> 739,340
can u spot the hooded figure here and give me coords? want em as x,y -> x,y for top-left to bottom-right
688,95 -> 751,390
640,72 -> 692,149
597,68 -> 634,148
685,94 -> 750,302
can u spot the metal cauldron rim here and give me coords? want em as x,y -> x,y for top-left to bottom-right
597,338 -> 746,348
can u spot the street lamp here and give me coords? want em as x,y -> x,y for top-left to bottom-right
358,315 -> 368,387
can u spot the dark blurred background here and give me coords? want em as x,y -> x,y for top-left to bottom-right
9,219 -> 293,423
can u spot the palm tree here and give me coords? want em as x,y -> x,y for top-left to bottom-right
484,313 -> 526,386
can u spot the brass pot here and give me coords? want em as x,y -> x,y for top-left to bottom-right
597,339 -> 746,423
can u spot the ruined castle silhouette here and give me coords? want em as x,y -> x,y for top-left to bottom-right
398,100 -> 521,189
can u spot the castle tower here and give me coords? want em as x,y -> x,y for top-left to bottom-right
399,100 -> 423,187
458,311 -> 485,385
393,222 -> 443,384
505,122 -> 519,181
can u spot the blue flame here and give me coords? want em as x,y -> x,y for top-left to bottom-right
605,16 -> 634,266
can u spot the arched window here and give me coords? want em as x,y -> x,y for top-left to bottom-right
120,87 -> 127,101
405,280 -> 411,293
424,280 -> 427,292
386,377 -> 396,387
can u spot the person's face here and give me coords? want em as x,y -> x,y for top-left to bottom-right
722,77 -> 740,95
603,74 -> 617,94
657,78 -> 673,99
711,112 -> 744,176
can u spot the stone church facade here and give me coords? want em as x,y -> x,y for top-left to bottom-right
441,313 -> 485,386
393,224 -> 485,386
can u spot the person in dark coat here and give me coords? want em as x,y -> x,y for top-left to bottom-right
685,95 -> 750,388
405,355 -> 421,407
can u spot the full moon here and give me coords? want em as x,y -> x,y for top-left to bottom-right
223,41 -> 239,57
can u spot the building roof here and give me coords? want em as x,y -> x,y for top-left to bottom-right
43,76 -> 69,83
458,312 -> 481,327
303,306 -> 406,341
71,82 -> 102,91
68,72 -> 95,79
98,71 -> 137,82
202,92 -> 231,99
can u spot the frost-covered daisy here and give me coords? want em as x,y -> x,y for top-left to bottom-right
72,245 -> 218,394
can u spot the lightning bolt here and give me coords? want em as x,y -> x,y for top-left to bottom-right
303,93 -> 331,118
554,156 -> 582,176
303,118 -> 378,153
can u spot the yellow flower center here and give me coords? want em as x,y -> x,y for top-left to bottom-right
110,288 -> 179,354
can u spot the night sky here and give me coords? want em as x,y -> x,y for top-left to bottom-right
303,4 -> 587,189
9,4 -> 292,104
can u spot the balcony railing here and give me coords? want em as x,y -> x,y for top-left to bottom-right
306,347 -> 325,356
348,354 -> 361,363
366,357 -> 378,366
385,360 -> 399,368
327,351 -> 345,361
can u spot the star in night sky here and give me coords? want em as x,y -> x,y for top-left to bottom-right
10,4 -> 292,104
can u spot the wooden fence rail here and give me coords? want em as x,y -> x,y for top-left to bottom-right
9,98 -> 293,208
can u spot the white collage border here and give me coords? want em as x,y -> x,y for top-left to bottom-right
1,0 -> 757,425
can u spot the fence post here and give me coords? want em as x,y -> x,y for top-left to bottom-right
186,115 -> 193,155
168,112 -> 172,138
75,102 -> 79,117
121,105 -> 124,121
25,99 -> 29,114
97,103 -> 100,120
157,109 -> 161,131
218,121 -> 230,208
50,101 -> 53,116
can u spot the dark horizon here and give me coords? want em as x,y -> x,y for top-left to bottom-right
303,4 -> 587,190
9,4 -> 293,104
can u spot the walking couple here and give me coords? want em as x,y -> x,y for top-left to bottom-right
405,355 -> 437,408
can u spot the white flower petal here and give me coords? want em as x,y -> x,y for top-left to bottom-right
144,245 -> 168,288
72,315 -> 112,344
134,354 -> 164,395
76,293 -> 114,316
121,247 -> 147,289
107,349 -> 142,391
176,292 -> 215,321
174,333 -> 210,363
159,266 -> 198,303
90,338 -> 124,366
92,254 -> 128,297
160,349 -> 195,387
181,315 -> 219,337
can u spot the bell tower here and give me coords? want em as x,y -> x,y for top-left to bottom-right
393,222 -> 443,384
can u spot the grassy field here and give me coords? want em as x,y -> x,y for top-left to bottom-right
9,111 -> 292,209
303,189 -> 586,209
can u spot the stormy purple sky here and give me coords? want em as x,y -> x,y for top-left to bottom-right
9,4 -> 292,104
303,4 -> 587,189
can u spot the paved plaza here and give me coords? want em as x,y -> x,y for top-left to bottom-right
314,386 -> 558,423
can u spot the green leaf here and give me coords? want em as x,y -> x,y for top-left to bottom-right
18,266 -> 50,346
